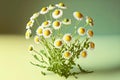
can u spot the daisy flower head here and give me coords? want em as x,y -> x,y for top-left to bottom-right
77,27 -> 86,36
63,51 -> 72,59
28,45 -> 34,52
86,16 -> 94,26
26,20 -> 34,29
54,39 -> 63,48
48,4 -> 55,10
62,18 -> 71,25
63,34 -> 72,43
52,20 -> 61,29
40,7 -> 49,14
52,9 -> 63,19
89,42 -> 95,50
43,28 -> 52,38
73,11 -> 83,20
30,12 -> 40,20
56,2 -> 67,9
42,20 -> 51,27
80,50 -> 87,58
87,29 -> 94,38
25,29 -> 32,39
34,35 -> 40,44
36,26 -> 44,36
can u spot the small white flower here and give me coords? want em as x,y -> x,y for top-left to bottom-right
62,18 -> 71,25
41,20 -> 51,27
34,35 -> 40,44
63,34 -> 72,43
56,2 -> 67,9
77,27 -> 86,36
89,42 -> 95,50
80,50 -> 87,58
26,20 -> 34,29
43,28 -> 52,38
87,29 -> 94,38
48,4 -> 55,10
86,16 -> 94,26
36,26 -> 44,36
54,39 -> 63,48
28,45 -> 34,52
52,9 -> 63,19
25,29 -> 32,39
52,20 -> 61,29
63,51 -> 72,59
40,7 -> 49,14
30,12 -> 40,20
73,11 -> 83,20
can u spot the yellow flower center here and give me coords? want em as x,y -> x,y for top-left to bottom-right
34,36 -> 39,43
75,12 -> 83,18
44,30 -> 51,36
59,3 -> 65,7
56,41 -> 62,46
81,51 -> 87,57
41,7 -> 47,12
27,21 -> 33,26
90,42 -> 95,49
28,46 -> 33,51
43,21 -> 49,26
64,52 -> 71,57
53,21 -> 60,27
79,28 -> 85,34
54,10 -> 60,15
88,17 -> 93,23
37,28 -> 43,34
88,30 -> 94,37
25,30 -> 31,37
65,35 -> 72,41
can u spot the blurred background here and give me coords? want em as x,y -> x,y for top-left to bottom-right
0,0 -> 120,80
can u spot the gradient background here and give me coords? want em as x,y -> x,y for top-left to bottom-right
0,0 -> 120,80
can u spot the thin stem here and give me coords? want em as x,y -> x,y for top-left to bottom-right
35,18 -> 40,26
49,11 -> 52,21
44,15 -> 47,21
33,50 -> 45,63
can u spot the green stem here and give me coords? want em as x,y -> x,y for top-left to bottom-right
33,50 -> 47,64
35,18 -> 40,26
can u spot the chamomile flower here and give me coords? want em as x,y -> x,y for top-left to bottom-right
54,39 -> 63,48
62,18 -> 71,25
25,29 -> 32,39
87,29 -> 94,38
28,45 -> 34,52
42,20 -> 51,27
34,35 -> 40,44
30,12 -> 40,20
77,27 -> 86,36
89,42 -> 95,50
52,9 -> 63,19
43,28 -> 52,38
52,20 -> 61,29
73,11 -> 83,20
56,2 -> 67,9
86,16 -> 94,26
63,51 -> 72,59
63,34 -> 72,43
48,4 -> 55,10
40,7 -> 49,14
26,20 -> 34,29
36,26 -> 44,36
80,50 -> 87,58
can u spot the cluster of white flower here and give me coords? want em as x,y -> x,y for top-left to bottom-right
26,2 -> 95,61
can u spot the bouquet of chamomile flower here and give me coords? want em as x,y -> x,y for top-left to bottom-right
25,2 -> 95,78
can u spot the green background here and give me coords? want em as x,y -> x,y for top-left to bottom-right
0,0 -> 120,80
